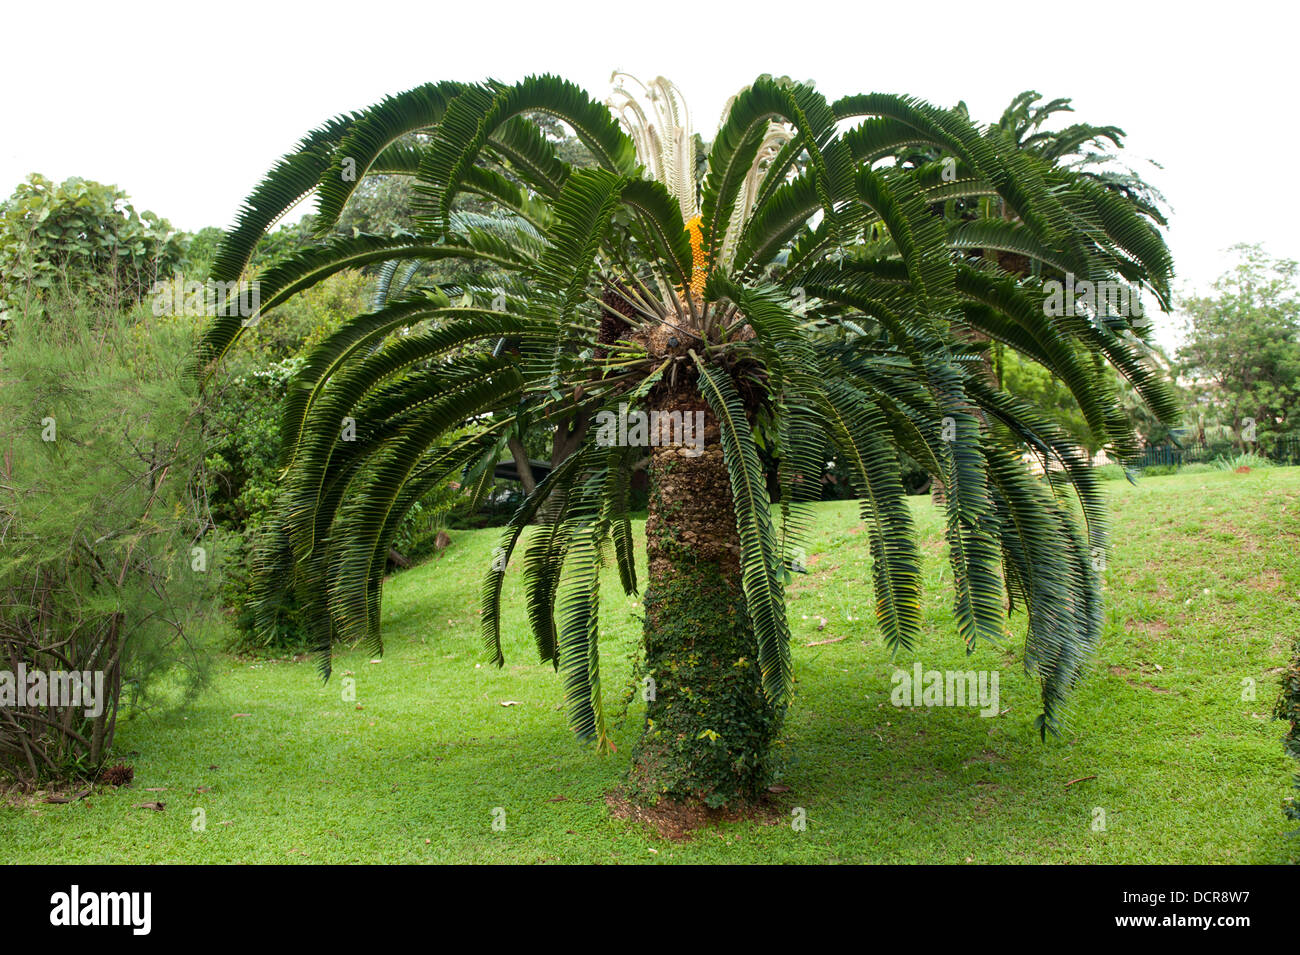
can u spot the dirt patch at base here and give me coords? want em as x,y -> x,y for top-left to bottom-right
606,790 -> 786,841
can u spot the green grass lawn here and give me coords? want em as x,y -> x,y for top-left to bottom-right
4,468 -> 1298,863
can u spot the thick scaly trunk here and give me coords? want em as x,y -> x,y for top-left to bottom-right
625,379 -> 782,808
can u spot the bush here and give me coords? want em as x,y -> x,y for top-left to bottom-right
1143,464 -> 1180,477
0,175 -> 184,325
1278,639 -> 1300,826
1213,452 -> 1274,471
0,295 -> 218,786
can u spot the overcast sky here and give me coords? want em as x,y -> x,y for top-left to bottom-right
2,0 -> 1294,346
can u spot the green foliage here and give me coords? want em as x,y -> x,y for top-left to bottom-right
177,226 -> 227,277
1212,452 -> 1274,472
1278,638 -> 1300,824
199,74 -> 1179,784
206,357 -> 304,528
3,469 -> 1293,862
203,357 -> 310,652
0,174 -> 185,322
202,270 -> 368,653
1178,245 -> 1300,450
628,561 -> 782,808
0,295 -> 217,783
248,217 -> 319,273
1000,350 -> 1101,454
201,267 -> 468,653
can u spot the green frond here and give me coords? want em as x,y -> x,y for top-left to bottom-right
314,81 -> 465,230
420,76 -> 636,232
709,274 -> 828,570
207,73 -> 1181,756
480,448 -> 590,667
321,365 -> 523,651
694,359 -> 792,707
822,379 -> 924,650
554,471 -> 611,746
209,113 -> 359,283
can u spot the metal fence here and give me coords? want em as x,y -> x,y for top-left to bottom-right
1128,436 -> 1300,470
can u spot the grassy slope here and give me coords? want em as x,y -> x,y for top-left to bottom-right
3,469 -> 1297,863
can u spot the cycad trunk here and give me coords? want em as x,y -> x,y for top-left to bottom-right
625,380 -> 782,808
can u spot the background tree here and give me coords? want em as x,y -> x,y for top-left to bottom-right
1178,244 -> 1300,451
199,75 -> 1177,809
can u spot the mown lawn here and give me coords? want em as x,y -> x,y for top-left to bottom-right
4,468 -> 1298,863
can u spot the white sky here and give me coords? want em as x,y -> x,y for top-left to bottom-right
2,0 -> 1295,349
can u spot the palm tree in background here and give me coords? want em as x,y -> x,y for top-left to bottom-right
198,74 -> 1176,808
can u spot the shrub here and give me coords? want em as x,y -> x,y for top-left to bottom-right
1143,464 -> 1180,477
1213,452 -> 1274,471
1278,639 -> 1300,825
202,358 -> 310,652
0,175 -> 184,325
0,295 -> 218,786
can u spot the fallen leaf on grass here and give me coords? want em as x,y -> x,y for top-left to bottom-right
134,801 -> 165,811
43,789 -> 91,804
500,700 -> 522,707
805,636 -> 847,646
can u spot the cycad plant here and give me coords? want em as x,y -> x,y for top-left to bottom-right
198,74 -> 1176,808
